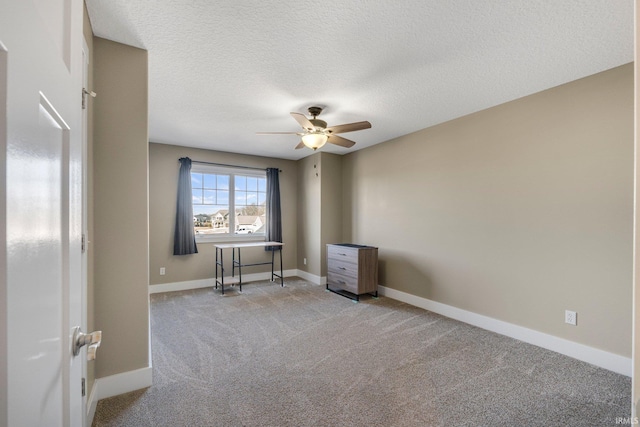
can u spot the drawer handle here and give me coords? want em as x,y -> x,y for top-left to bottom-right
339,253 -> 347,256
339,267 -> 347,270
338,280 -> 346,284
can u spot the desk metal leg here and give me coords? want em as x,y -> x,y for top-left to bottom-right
270,249 -> 275,281
238,248 -> 242,292
280,247 -> 284,287
216,248 -> 225,295
268,247 -> 284,287
232,248 -> 235,279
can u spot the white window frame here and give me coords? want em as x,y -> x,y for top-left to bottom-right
191,164 -> 267,243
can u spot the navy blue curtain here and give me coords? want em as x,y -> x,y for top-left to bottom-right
265,167 -> 282,251
174,157 -> 198,255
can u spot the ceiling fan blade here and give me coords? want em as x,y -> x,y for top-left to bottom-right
256,131 -> 302,135
295,141 -> 305,150
327,134 -> 356,148
325,121 -> 371,134
290,112 -> 316,131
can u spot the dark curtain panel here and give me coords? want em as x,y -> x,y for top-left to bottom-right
265,167 -> 282,251
174,157 -> 198,255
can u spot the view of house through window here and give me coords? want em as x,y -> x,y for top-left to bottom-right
191,167 -> 267,238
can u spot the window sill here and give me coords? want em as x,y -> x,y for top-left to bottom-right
195,234 -> 266,244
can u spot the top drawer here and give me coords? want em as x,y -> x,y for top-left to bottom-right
327,244 -> 358,262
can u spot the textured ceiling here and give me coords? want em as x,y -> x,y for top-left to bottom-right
85,1 -> 633,160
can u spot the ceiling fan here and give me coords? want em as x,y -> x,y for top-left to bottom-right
257,106 -> 372,151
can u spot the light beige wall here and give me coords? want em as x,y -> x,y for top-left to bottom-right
297,152 -> 344,277
320,153 -> 343,276
297,153 -> 322,276
93,38 -> 149,378
148,143 -> 297,286
343,64 -> 634,357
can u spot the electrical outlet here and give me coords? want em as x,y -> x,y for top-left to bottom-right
160,267 -> 166,276
303,258 -> 307,265
565,310 -> 577,326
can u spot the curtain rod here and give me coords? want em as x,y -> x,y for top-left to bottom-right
181,159 -> 281,172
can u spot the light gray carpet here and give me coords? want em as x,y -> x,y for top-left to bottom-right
92,278 -> 631,426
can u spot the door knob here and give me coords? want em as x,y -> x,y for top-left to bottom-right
72,327 -> 102,360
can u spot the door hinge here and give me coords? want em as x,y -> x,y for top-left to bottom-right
81,233 -> 86,253
81,378 -> 86,397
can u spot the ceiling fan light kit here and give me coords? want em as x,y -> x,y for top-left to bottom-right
301,132 -> 328,150
257,106 -> 372,151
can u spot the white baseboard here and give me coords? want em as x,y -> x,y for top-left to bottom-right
295,269 -> 326,286
378,285 -> 632,377
94,366 -> 153,401
149,278 -> 214,294
86,380 -> 99,427
149,270 -> 299,294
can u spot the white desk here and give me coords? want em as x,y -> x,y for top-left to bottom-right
214,241 -> 284,294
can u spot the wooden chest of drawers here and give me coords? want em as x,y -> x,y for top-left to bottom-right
326,243 -> 378,300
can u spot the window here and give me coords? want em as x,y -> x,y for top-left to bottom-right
191,165 -> 267,240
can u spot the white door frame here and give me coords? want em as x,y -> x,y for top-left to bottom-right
0,40 -> 9,427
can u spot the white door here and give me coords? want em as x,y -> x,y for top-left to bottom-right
1,1 -> 85,426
